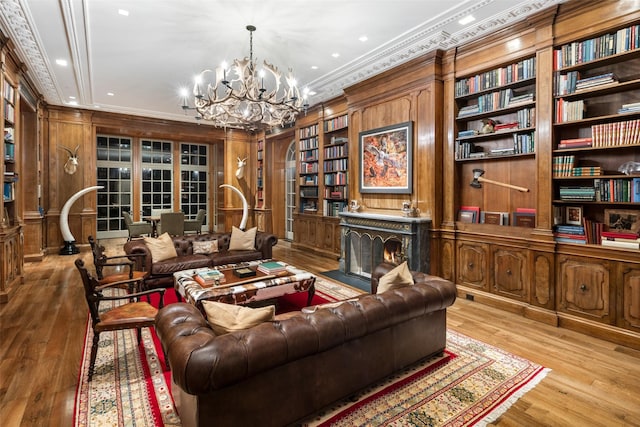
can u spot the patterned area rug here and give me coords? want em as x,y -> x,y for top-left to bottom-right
73,277 -> 549,427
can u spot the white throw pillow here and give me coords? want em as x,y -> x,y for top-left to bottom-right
192,240 -> 218,254
143,232 -> 177,262
376,261 -> 414,294
202,301 -> 275,335
228,226 -> 257,251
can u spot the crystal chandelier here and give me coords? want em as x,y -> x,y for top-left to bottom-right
181,25 -> 308,131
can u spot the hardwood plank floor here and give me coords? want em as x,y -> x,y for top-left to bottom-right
1,238 -> 639,426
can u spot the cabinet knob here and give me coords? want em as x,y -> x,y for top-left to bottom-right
506,269 -> 512,275
580,284 -> 587,292
468,262 -> 474,268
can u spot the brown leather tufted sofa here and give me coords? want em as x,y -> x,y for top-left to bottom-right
155,264 -> 456,427
123,232 -> 277,289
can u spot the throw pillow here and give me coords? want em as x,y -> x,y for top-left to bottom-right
376,261 -> 414,294
192,240 -> 218,254
228,226 -> 257,251
202,301 -> 275,335
143,232 -> 177,262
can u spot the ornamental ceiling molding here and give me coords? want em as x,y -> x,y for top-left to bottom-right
0,0 -> 58,102
310,0 -> 564,104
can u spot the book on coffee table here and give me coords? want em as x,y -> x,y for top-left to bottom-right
257,261 -> 287,274
194,269 -> 226,286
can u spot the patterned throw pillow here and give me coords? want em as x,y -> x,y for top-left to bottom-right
192,240 -> 218,254
202,301 -> 275,335
228,226 -> 257,251
376,261 -> 414,294
143,232 -> 178,262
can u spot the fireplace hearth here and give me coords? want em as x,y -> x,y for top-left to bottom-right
339,212 -> 431,280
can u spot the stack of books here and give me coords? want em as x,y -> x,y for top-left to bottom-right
601,231 -> 640,249
559,186 -> 595,201
554,224 -> 587,244
575,72 -> 617,91
508,92 -> 534,106
557,137 -> 592,149
194,269 -> 226,286
618,102 -> 640,114
257,261 -> 287,275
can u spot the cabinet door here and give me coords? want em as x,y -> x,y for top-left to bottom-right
492,246 -> 529,301
456,241 -> 488,291
558,256 -> 613,324
621,265 -> 640,331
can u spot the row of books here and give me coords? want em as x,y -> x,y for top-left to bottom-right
324,116 -> 348,132
324,186 -> 347,199
457,89 -> 534,117
323,158 -> 347,173
298,124 -> 319,139
300,187 -> 319,197
454,58 -> 536,97
300,175 -> 317,185
300,149 -> 318,161
554,24 -> 640,69
300,162 -> 319,174
455,131 -> 535,160
299,137 -> 318,150
552,155 -> 604,177
324,200 -> 347,217
323,144 -> 348,159
457,206 -> 535,227
591,119 -> 640,147
324,171 -> 347,185
554,98 -> 584,123
594,178 -> 640,203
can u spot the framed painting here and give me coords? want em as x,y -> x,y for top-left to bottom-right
565,206 -> 583,226
359,121 -> 413,194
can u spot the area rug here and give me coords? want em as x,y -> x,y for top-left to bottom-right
298,329 -> 550,426
73,277 -> 549,427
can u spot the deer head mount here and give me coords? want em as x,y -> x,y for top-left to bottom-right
235,157 -> 247,180
59,145 -> 80,175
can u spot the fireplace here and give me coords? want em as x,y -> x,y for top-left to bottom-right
339,212 -> 431,279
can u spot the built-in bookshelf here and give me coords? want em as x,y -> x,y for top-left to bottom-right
256,139 -> 264,209
455,57 -> 536,162
552,21 -> 640,246
322,114 -> 348,217
2,78 -> 16,226
454,56 -> 537,228
298,123 -> 319,213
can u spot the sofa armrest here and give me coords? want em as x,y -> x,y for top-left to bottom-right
255,231 -> 277,259
123,239 -> 153,273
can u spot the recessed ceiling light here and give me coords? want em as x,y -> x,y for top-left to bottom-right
55,59 -> 67,66
359,36 -> 368,42
311,65 -> 318,70
308,90 -> 317,96
458,15 -> 475,25
107,92 -> 114,96
331,53 -> 340,58
118,9 -> 129,16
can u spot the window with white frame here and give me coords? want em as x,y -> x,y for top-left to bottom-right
141,139 -> 173,217
180,142 -> 208,224
96,135 -> 133,237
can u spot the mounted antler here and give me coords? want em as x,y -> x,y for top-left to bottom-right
235,156 -> 247,180
59,145 -> 80,175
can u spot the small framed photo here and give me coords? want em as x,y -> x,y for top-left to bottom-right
604,209 -> 640,235
565,206 -> 583,225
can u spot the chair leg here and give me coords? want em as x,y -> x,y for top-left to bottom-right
88,332 -> 100,381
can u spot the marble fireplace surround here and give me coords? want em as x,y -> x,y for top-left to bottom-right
338,211 -> 431,280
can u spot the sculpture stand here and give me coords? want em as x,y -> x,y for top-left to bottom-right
60,240 -> 80,255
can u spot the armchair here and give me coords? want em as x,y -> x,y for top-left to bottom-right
184,209 -> 206,234
123,211 -> 153,241
75,258 -> 165,381
159,212 -> 185,236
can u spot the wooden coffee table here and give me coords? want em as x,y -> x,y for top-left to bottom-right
173,260 -> 316,309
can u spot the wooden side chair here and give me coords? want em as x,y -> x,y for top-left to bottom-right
75,258 -> 166,381
88,236 -> 147,291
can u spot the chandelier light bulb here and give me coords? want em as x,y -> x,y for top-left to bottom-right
180,25 -> 308,131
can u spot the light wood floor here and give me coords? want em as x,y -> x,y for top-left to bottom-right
1,238 -> 639,426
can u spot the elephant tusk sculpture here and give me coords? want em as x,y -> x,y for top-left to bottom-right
59,185 -> 103,255
219,184 -> 248,230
